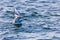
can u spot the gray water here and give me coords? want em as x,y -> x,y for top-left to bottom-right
0,0 -> 60,40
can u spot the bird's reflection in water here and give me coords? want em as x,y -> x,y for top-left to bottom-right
14,24 -> 22,30
14,24 -> 22,28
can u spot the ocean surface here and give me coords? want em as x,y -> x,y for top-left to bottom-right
0,0 -> 60,40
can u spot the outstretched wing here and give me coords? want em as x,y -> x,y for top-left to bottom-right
13,9 -> 22,24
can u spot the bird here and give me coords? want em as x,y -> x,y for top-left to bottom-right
13,9 -> 22,27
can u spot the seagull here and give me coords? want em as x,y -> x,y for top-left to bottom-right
13,9 -> 22,27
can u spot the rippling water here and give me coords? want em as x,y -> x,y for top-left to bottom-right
0,0 -> 60,40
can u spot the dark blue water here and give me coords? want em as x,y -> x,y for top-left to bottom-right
0,0 -> 60,40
